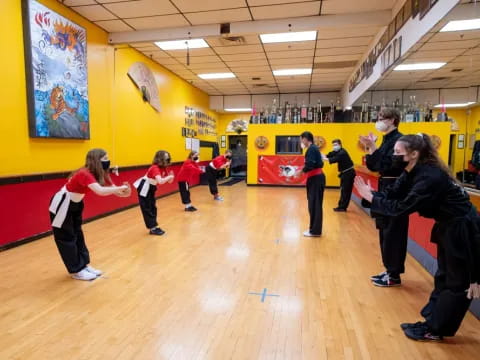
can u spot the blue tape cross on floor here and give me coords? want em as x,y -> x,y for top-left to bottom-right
248,288 -> 280,302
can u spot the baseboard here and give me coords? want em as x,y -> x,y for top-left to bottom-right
247,183 -> 340,189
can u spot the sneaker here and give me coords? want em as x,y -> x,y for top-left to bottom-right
400,321 -> 426,331
149,227 -> 165,236
370,271 -> 387,281
372,273 -> 401,287
185,206 -> 197,212
303,230 -> 321,237
85,265 -> 103,276
71,268 -> 97,281
333,207 -> 347,212
404,325 -> 443,342
214,196 -> 224,201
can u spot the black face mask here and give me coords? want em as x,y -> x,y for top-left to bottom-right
101,160 -> 110,170
165,158 -> 171,165
225,155 -> 232,160
392,155 -> 408,170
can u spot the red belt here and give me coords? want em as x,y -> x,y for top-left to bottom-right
306,168 -> 323,179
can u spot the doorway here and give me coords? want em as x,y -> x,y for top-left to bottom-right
228,135 -> 247,178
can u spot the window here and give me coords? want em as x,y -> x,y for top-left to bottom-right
276,136 -> 302,154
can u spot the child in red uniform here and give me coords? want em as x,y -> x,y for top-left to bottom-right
49,149 -> 131,281
177,151 -> 205,211
134,150 -> 174,235
206,150 -> 232,201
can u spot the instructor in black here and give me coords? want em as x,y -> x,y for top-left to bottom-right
359,108 -> 409,287
324,139 -> 355,212
299,131 -> 325,237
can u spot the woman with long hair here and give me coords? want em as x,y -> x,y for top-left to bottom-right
134,150 -> 174,235
49,148 -> 131,281
177,151 -> 204,211
355,134 -> 480,341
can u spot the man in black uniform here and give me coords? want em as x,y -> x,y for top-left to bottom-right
299,131 -> 325,237
324,139 -> 355,212
359,108 -> 409,287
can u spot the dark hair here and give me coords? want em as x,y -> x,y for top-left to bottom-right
380,108 -> 400,127
225,149 -> 232,155
71,148 -> 111,186
397,134 -> 454,180
332,139 -> 342,145
300,131 -> 314,143
153,150 -> 171,167
187,151 -> 198,160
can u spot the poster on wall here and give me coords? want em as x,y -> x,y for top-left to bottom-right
258,155 -> 308,186
22,0 -> 89,139
127,62 -> 161,112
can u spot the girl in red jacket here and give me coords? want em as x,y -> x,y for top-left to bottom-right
206,150 -> 232,201
177,151 -> 205,211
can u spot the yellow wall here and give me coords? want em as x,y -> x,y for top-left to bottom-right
246,122 -> 452,186
0,0 -> 217,177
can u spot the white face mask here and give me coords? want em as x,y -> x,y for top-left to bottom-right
333,145 -> 341,152
375,120 -> 389,133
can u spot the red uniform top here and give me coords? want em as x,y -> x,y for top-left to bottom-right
211,155 -> 229,169
65,168 -> 97,194
177,159 -> 203,183
146,165 -> 168,180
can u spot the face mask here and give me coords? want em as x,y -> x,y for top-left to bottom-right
225,155 -> 232,160
333,145 -> 341,152
300,143 -> 306,149
392,154 -> 409,170
375,120 -> 389,133
101,160 -> 110,170
165,158 -> 171,164
193,156 -> 199,161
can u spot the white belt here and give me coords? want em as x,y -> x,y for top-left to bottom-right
134,176 -> 156,197
49,186 -> 71,228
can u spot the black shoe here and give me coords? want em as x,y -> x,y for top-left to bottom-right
333,207 -> 347,212
185,206 -> 197,212
404,324 -> 443,342
400,321 -> 426,331
370,271 -> 387,281
149,227 -> 165,236
372,274 -> 401,287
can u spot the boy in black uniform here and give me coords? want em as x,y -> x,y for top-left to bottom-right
359,108 -> 409,287
324,139 -> 355,212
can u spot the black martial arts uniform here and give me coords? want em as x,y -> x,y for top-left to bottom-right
303,144 -> 325,235
366,129 -> 409,278
327,148 -> 355,210
369,164 -> 480,336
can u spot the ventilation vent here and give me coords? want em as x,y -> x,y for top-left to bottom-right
314,61 -> 358,69
253,83 -> 276,88
218,36 -> 246,46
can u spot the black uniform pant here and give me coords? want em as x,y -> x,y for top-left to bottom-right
206,166 -> 218,196
50,200 -> 90,274
137,181 -> 158,229
338,169 -> 355,210
306,174 -> 325,235
178,181 -> 191,204
376,178 -> 409,278
420,211 -> 479,336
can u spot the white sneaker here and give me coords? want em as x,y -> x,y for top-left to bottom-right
71,269 -> 97,281
214,196 -> 224,201
85,265 -> 103,276
303,230 -> 321,237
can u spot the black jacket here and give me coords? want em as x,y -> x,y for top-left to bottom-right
327,148 -> 354,173
366,129 -> 403,177
302,144 -> 324,173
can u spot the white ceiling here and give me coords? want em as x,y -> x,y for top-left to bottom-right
58,0 -> 400,96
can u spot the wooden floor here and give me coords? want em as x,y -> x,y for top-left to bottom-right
1,183 -> 479,360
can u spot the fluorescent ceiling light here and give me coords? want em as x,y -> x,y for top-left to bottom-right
155,38 -> 208,50
434,102 -> 475,108
440,18 -> 480,32
260,31 -> 317,44
394,62 -> 446,71
225,108 -> 252,112
198,73 -> 235,80
273,68 -> 312,76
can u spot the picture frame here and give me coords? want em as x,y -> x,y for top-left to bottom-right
221,141 -> 226,148
22,0 -> 90,139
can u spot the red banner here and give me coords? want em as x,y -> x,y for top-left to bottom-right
258,155 -> 307,186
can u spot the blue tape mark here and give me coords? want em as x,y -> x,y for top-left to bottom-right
248,288 -> 280,302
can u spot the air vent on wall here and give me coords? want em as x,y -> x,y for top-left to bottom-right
314,61 -> 358,69
218,36 -> 246,46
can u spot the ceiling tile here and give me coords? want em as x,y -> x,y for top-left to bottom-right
215,44 -> 264,55
171,0 -> 246,12
229,65 -> 272,73
72,5 -> 117,21
263,41 -> 315,53
317,37 -> 373,48
317,26 -> 379,39
168,48 -> 216,57
206,35 -> 261,47
185,8 -> 251,25
220,53 -> 266,61
323,46 -> 368,56
267,49 -> 315,59
176,55 -> 223,64
269,59 -> 312,67
251,1 -> 321,20
226,59 -> 269,67
420,39 -> 480,51
322,0 -> 396,15
65,0 -> 96,5
105,0 -> 178,18
95,20 -> 132,32
125,15 -> 189,30
248,0 -> 311,4
314,54 -> 361,62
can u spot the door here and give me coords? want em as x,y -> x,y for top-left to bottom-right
228,135 -> 247,178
